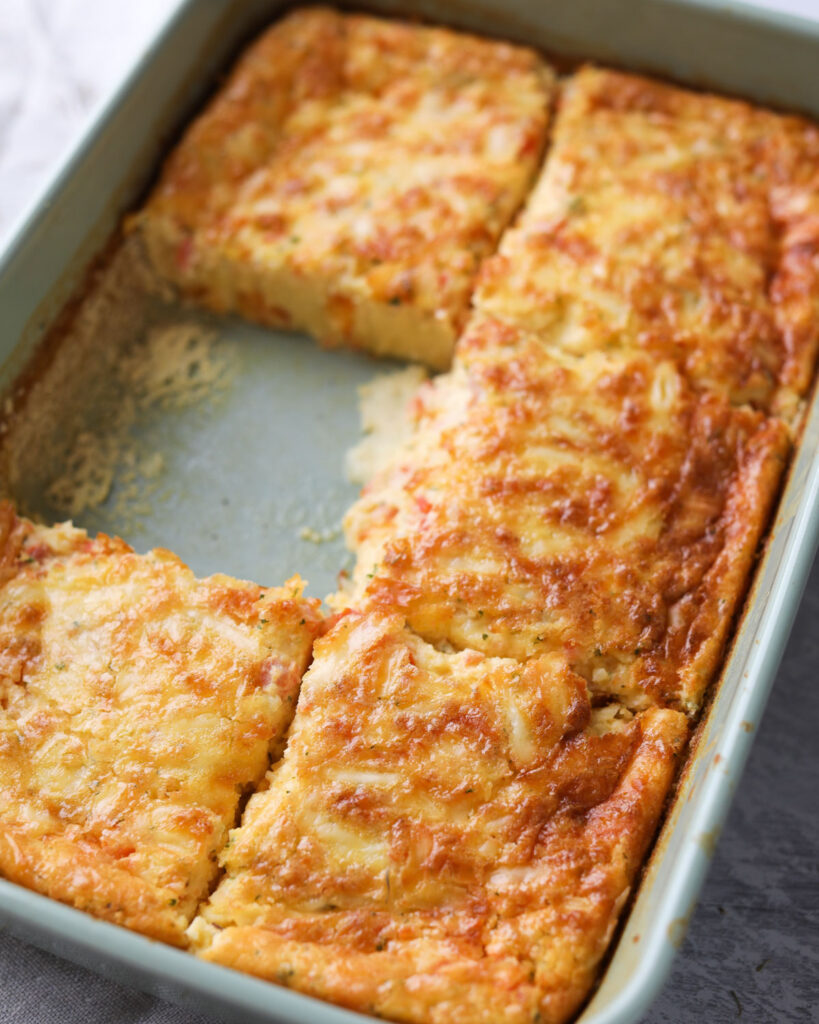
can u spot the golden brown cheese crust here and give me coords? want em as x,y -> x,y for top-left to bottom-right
342,316 -> 789,713
476,66 -> 819,418
13,42 -> 819,1024
192,611 -> 687,1024
0,505 -> 322,944
140,7 -> 554,367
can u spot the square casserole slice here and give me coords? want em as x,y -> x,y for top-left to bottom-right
476,66 -> 819,419
0,505 -> 322,945
191,610 -> 687,1024
341,315 -> 789,714
138,6 -> 554,369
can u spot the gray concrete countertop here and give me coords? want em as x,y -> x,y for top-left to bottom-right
1,2 -> 817,1022
644,557 -> 819,1024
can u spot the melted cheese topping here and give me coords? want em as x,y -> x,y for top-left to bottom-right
476,66 -> 819,419
140,7 -> 554,367
193,611 -> 687,1024
12,32 -> 819,1024
342,316 -> 789,712
0,505 -> 322,944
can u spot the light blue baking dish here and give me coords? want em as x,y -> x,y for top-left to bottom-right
0,2 -> 818,1022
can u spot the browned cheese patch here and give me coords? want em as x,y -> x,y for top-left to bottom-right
139,7 -> 555,368
0,504 -> 322,944
342,316 -> 788,713
476,66 -> 819,420
193,611 -> 687,1024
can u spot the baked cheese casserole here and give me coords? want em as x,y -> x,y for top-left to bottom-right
192,611 -> 687,1024
139,6 -> 554,368
476,66 -> 819,421
4,8 -> 819,1024
341,314 -> 789,714
0,503 -> 321,944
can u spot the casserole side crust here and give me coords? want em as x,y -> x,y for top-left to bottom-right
476,66 -> 819,419
191,611 -> 687,1024
139,6 -> 554,368
341,316 -> 789,713
0,505 -> 322,944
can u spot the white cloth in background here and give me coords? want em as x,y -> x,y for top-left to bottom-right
0,0 -> 168,240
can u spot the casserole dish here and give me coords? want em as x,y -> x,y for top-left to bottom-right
0,2 -> 817,1022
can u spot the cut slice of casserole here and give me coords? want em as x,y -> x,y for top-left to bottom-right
341,316 -> 789,713
139,7 -> 554,368
192,610 -> 687,1024
0,505 -> 322,944
476,66 -> 819,419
